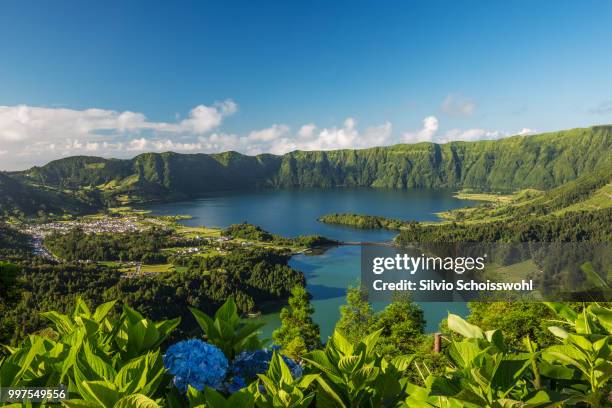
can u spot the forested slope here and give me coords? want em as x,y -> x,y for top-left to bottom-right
0,172 -> 96,216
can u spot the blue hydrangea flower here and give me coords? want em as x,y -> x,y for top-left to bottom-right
224,375 -> 247,393
230,347 -> 302,382
163,339 -> 228,392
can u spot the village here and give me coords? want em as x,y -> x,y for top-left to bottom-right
14,211 -> 294,280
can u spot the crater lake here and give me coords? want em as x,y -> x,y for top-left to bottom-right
143,188 -> 474,338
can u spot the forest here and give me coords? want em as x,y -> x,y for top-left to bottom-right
45,228 -> 172,263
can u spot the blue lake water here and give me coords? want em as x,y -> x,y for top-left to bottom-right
144,188 -> 472,339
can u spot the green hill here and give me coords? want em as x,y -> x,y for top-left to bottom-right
4,125 -> 612,213
0,172 -> 96,217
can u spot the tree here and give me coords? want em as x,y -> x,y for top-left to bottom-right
335,285 -> 374,344
0,261 -> 20,305
467,301 -> 559,348
0,262 -> 20,346
272,285 -> 320,359
370,293 -> 426,357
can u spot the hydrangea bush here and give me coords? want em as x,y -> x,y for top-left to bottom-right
231,347 -> 302,381
162,337 -> 302,395
163,339 -> 229,392
224,347 -> 302,393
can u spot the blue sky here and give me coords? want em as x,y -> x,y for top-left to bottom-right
1,0 -> 612,169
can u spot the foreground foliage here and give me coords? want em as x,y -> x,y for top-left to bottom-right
1,296 -> 610,407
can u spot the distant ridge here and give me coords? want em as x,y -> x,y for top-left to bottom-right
2,125 -> 611,215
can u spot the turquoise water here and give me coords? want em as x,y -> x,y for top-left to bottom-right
145,188 -> 472,339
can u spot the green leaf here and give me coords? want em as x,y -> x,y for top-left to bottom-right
313,376 -> 347,408
92,300 -> 117,323
73,297 -> 92,318
338,355 -> 362,373
547,326 -> 568,339
447,339 -> 483,368
447,314 -> 484,339
491,357 -> 531,392
227,390 -> 255,407
449,388 -> 489,408
204,387 -> 229,407
214,298 -> 238,323
352,365 -> 379,388
123,305 -> 145,323
303,350 -> 341,380
41,311 -> 74,335
589,305 -> 612,333
429,376 -> 461,396
189,307 -> 218,339
269,352 -> 294,384
567,333 -> 594,352
330,330 -> 353,356
0,357 -> 21,388
186,385 -> 207,407
62,400 -> 101,408
113,394 -> 160,408
11,336 -> 45,385
257,373 -> 279,395
81,381 -> 121,408
114,354 -> 148,393
154,317 -> 181,344
390,354 -> 415,372
544,302 -> 578,322
485,329 -> 506,352
360,328 -> 383,357
82,341 -> 117,381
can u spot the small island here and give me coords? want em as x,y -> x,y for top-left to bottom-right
318,213 -> 408,230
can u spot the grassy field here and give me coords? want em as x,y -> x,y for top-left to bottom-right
175,225 -> 222,238
553,183 -> 612,214
118,263 -> 176,274
453,191 -> 515,203
484,259 -> 538,282
108,206 -> 152,215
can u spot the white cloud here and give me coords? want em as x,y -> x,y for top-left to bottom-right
196,119 -> 393,156
440,126 -> 536,143
178,101 -> 237,133
0,101 -> 533,170
402,115 -> 532,144
0,100 -> 236,144
441,128 -> 503,142
247,124 -> 290,142
440,94 -> 476,117
402,116 -> 439,142
0,101 -> 236,169
264,118 -> 393,154
517,128 -> 536,136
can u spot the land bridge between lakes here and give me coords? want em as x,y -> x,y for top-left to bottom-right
339,241 -> 396,247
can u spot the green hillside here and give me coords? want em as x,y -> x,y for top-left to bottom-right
275,126 -> 611,190
4,125 -> 612,214
0,172 -> 96,217
436,163 -> 612,223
